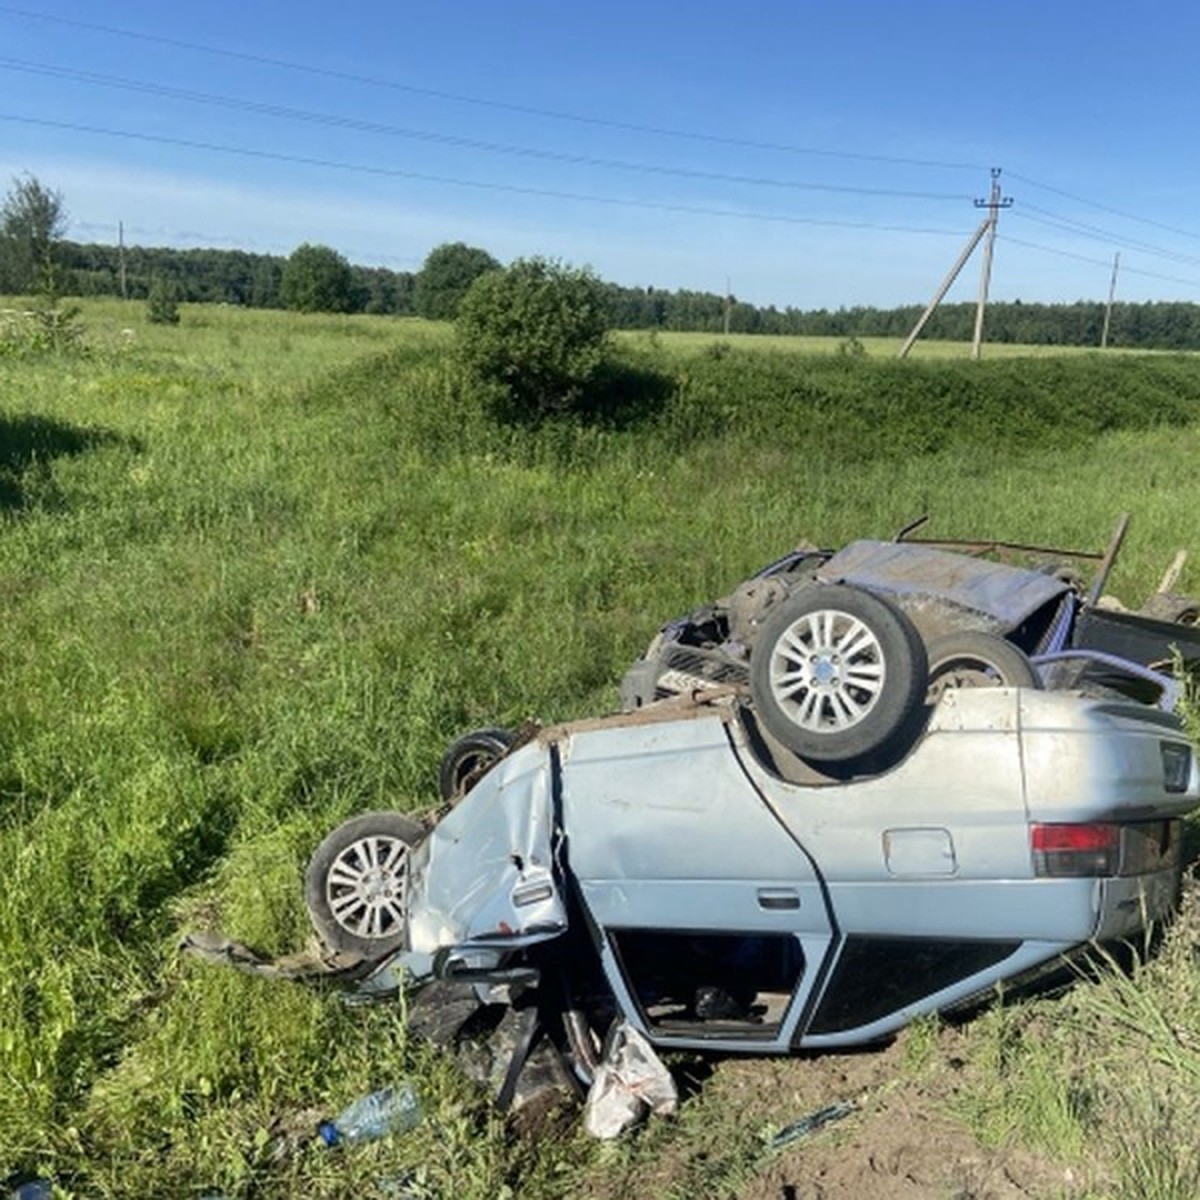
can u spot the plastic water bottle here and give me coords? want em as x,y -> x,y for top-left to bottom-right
9,1181 -> 53,1200
318,1082 -> 422,1147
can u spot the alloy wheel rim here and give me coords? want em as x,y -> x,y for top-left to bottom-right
325,833 -> 410,940
768,608 -> 886,732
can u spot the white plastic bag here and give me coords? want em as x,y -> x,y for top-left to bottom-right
583,1020 -> 678,1139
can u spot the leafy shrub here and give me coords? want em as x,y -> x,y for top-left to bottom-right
145,277 -> 181,325
0,303 -> 85,356
456,257 -> 612,420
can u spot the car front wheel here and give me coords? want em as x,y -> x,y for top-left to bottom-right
304,811 -> 425,958
438,726 -> 516,804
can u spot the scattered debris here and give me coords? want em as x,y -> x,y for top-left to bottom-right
178,930 -> 386,986
766,1099 -> 859,1153
583,1021 -> 678,1140
318,1081 -> 422,1148
7,1180 -> 52,1200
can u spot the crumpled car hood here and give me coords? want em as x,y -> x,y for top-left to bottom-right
405,739 -> 566,956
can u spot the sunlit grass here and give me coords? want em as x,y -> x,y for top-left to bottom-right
2,299 -> 1200,1194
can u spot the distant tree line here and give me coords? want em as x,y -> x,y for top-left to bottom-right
3,168 -> 1199,351
40,238 -> 1200,350
51,240 -> 416,315
602,285 -> 1200,351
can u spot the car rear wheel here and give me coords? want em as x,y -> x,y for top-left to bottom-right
304,811 -> 425,958
438,727 -> 515,804
926,631 -> 1041,702
749,585 -> 928,765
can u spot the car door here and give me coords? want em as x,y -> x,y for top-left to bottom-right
557,711 -> 835,1053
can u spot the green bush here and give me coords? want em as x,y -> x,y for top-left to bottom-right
0,303 -> 85,355
146,277 -> 181,325
455,257 -> 611,420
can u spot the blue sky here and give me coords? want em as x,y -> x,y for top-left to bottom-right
2,1 -> 1199,309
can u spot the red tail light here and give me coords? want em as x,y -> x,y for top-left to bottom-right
1031,822 -> 1119,877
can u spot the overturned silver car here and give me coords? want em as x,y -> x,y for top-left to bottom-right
306,683 -> 1198,1076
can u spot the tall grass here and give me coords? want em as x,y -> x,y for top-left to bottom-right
1,302 -> 1200,1194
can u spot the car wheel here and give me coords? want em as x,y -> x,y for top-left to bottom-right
438,727 -> 515,804
304,811 -> 424,958
926,632 -> 1041,702
749,585 -> 928,765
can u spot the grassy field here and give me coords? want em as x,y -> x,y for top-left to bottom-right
3,299 -> 1200,1197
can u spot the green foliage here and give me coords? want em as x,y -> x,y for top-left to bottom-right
145,277 -> 181,325
25,226 -> 1200,350
0,304 -> 85,357
456,256 -> 612,419
654,347 -> 1200,460
414,241 -> 500,320
3,301 -> 1200,1193
279,243 -> 355,314
0,174 -> 67,298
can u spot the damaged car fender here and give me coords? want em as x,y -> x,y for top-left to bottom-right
404,739 -> 567,970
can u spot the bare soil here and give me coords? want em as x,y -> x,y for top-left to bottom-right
579,1025 -> 1090,1200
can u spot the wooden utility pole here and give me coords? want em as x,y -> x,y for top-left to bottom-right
118,220 -> 128,301
1101,251 -> 1121,349
971,168 -> 1012,360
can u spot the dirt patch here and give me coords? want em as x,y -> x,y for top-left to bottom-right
578,1026 -> 1089,1199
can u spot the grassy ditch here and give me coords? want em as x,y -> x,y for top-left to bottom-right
1,302 -> 1200,1195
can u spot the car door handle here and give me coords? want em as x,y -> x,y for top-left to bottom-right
757,888 -> 800,910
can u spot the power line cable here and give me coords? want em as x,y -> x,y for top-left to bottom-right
1008,170 -> 1200,244
1012,203 -> 1200,268
1011,213 -> 1200,273
0,58 -> 975,202
0,112 -> 974,238
0,4 -> 985,173
1000,233 -> 1200,291
72,218 -> 423,264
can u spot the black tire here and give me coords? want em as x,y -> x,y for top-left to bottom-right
1139,593 -> 1200,626
749,585 -> 928,765
438,727 -> 515,804
304,811 -> 425,958
926,632 -> 1041,703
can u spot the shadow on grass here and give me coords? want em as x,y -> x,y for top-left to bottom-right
1180,815 -> 1200,869
486,356 -> 675,433
0,413 -> 134,512
572,358 -> 675,430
